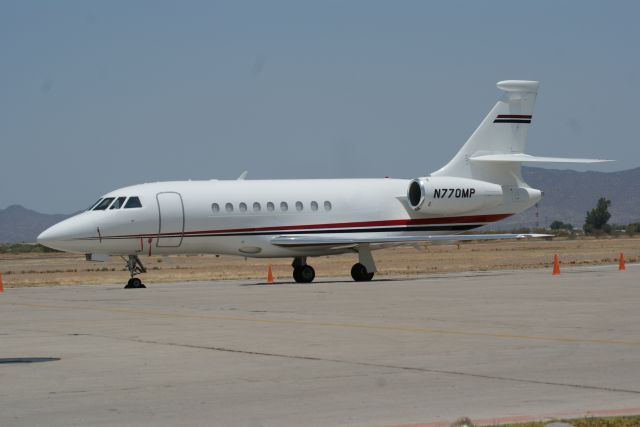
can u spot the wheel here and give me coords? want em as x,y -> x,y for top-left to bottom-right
299,265 -> 315,283
351,263 -> 374,282
293,265 -> 315,283
124,277 -> 146,289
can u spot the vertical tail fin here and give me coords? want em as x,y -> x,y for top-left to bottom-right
431,80 -> 539,185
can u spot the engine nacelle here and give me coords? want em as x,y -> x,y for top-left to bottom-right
407,176 -> 503,214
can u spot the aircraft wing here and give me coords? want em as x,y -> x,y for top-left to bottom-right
271,233 -> 551,247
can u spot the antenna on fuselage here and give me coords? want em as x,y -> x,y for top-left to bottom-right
237,170 -> 248,180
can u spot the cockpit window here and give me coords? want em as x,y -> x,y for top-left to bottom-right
93,197 -> 115,210
124,196 -> 142,209
109,197 -> 127,209
87,199 -> 103,211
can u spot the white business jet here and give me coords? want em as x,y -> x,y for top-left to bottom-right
38,80 -> 608,288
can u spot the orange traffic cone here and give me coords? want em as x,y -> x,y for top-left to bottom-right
619,253 -> 626,271
0,272 -> 4,293
266,265 -> 274,284
552,254 -> 560,276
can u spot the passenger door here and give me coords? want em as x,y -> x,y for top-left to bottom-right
156,192 -> 184,247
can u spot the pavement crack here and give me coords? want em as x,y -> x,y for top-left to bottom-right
76,332 -> 640,396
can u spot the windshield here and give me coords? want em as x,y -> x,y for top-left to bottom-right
109,197 -> 127,209
87,199 -> 103,210
93,198 -> 115,211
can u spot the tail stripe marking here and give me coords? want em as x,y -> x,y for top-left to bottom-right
494,114 -> 532,124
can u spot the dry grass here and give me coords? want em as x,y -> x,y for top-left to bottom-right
494,415 -> 640,427
1,236 -> 638,288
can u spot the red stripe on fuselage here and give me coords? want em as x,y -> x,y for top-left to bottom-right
106,213 -> 513,239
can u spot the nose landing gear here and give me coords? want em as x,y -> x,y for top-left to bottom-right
123,255 -> 147,289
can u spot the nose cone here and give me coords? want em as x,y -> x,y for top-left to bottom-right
37,227 -> 54,245
38,221 -> 73,251
38,223 -> 67,249
37,214 -> 93,253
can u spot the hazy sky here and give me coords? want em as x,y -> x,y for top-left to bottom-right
2,1 -> 638,213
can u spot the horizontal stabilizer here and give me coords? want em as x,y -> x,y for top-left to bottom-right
470,154 -> 612,164
271,233 -> 552,247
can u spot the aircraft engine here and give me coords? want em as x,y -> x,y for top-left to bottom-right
407,176 -> 503,214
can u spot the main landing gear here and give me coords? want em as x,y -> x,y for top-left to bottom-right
123,255 -> 147,289
292,256 -> 315,283
351,263 -> 374,282
291,245 -> 378,283
351,244 -> 376,281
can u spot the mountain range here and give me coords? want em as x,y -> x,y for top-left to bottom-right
0,205 -> 72,244
1,166 -> 638,243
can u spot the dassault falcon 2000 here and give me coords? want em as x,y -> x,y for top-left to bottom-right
38,80 -> 609,288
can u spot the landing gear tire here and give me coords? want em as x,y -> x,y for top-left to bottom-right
125,277 -> 146,289
293,265 -> 315,283
351,263 -> 374,282
123,255 -> 147,289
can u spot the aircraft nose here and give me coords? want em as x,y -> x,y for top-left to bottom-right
37,216 -> 90,252
37,222 -> 71,247
37,228 -> 52,245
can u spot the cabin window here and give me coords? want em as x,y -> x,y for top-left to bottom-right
310,201 -> 318,211
93,197 -> 115,211
239,202 -> 247,212
110,197 -> 127,209
253,202 -> 261,212
87,199 -> 102,211
280,201 -> 288,212
324,201 -> 332,211
211,203 -> 220,213
124,197 -> 142,209
295,201 -> 303,211
225,203 -> 234,212
266,202 -> 275,212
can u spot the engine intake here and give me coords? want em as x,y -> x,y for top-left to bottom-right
408,179 -> 425,208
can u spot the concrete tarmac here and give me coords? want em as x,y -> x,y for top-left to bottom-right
1,265 -> 639,427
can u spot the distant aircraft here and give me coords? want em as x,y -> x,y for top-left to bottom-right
38,80 -> 609,287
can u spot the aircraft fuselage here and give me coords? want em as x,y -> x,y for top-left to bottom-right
38,178 -> 533,258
